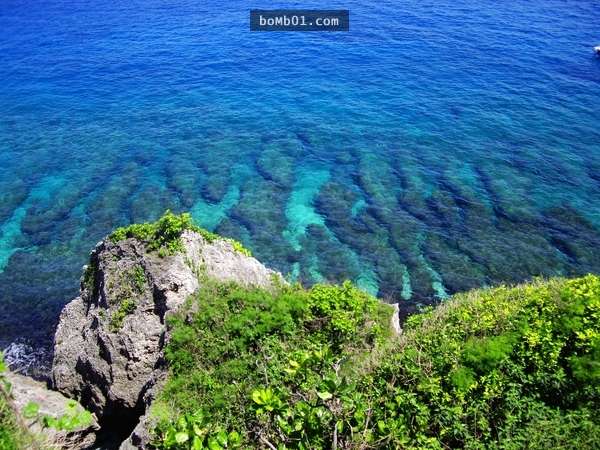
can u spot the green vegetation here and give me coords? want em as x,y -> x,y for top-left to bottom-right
152,275 -> 600,449
109,210 -> 251,257
109,297 -> 137,331
151,280 -> 392,449
22,400 -> 93,432
0,354 -> 20,450
1,355 -> 93,450
103,264 -> 147,330
0,354 -> 37,450
108,265 -> 146,302
82,259 -> 97,294
229,239 -> 252,257
131,265 -> 147,293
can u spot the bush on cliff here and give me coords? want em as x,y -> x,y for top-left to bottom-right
110,210 -> 251,257
151,279 -> 393,449
150,274 -> 600,449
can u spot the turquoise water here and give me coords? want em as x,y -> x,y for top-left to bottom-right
1,0 -> 600,352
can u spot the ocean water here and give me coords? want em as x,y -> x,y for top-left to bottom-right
1,0 -> 600,355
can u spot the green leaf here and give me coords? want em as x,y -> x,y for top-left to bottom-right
193,422 -> 206,436
251,390 -> 264,405
208,437 -> 223,450
228,430 -> 241,444
175,431 -> 190,444
22,401 -> 40,419
192,436 -> 205,450
317,391 -> 333,401
216,430 -> 228,446
42,415 -> 58,429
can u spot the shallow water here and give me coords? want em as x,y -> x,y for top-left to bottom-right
1,0 -> 600,352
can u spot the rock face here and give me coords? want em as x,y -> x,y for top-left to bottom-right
6,371 -> 99,449
51,231 -> 281,447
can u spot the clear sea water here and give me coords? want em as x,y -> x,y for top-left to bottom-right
1,0 -> 600,355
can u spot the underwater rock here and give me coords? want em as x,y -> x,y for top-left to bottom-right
51,230 -> 281,448
165,158 -> 203,209
314,182 -> 410,301
129,185 -> 179,225
229,177 -> 292,272
201,174 -> 230,204
256,142 -> 297,187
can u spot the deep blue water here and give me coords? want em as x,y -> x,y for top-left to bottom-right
1,0 -> 600,353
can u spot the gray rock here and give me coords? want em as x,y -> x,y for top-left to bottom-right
6,371 -> 99,449
390,303 -> 402,335
51,231 -> 281,448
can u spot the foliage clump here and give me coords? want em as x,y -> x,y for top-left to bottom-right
152,280 -> 392,449
109,210 -> 251,257
21,399 -> 93,432
368,275 -> 600,449
151,274 -> 600,449
109,297 -> 136,331
131,265 -> 147,293
101,264 -> 147,330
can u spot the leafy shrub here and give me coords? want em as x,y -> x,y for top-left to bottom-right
152,275 -> 600,449
151,279 -> 392,449
82,259 -> 97,295
109,298 -> 136,331
229,239 -> 252,257
109,210 -> 251,257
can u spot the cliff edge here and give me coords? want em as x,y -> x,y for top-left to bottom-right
51,214 -> 281,447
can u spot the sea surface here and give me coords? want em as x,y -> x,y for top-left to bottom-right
1,0 -> 600,359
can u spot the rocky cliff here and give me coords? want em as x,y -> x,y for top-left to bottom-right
51,229 -> 281,448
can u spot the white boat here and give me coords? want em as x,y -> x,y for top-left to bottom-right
595,45 -> 600,55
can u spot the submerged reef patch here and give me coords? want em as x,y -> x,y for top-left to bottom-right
282,165 -> 330,252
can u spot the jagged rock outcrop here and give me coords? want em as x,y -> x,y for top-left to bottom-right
6,371 -> 99,449
51,230 -> 281,448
